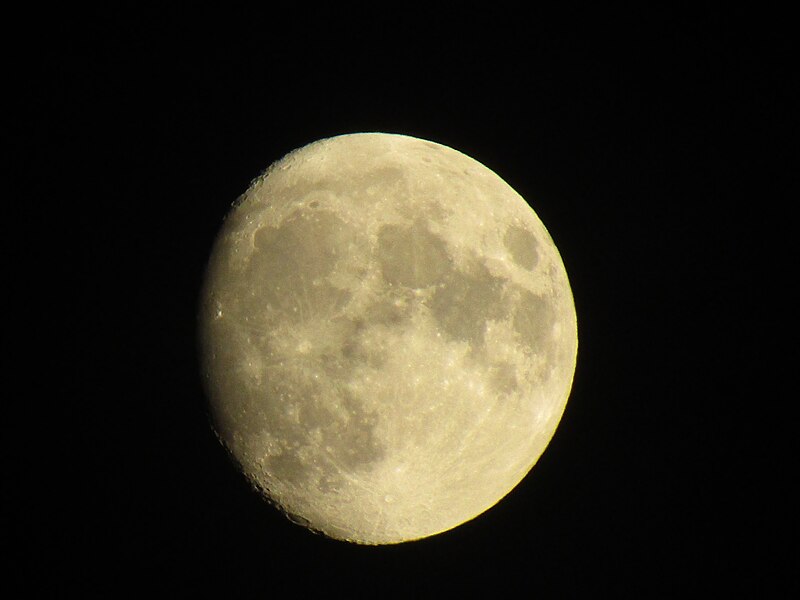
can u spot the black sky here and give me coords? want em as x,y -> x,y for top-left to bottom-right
13,6 -> 793,596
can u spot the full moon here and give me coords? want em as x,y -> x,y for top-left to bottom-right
199,132 -> 577,544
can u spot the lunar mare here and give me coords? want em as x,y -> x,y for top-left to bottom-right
199,133 -> 577,544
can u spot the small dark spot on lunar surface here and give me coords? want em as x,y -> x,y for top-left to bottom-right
363,292 -> 411,325
503,225 -> 539,271
341,323 -> 388,368
489,362 -> 518,396
266,451 -> 309,487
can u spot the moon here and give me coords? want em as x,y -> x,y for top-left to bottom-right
199,133 -> 577,544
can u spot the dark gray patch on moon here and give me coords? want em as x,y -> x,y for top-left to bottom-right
377,222 -> 451,288
363,290 -> 413,326
246,210 -> 352,320
512,289 -> 555,354
265,449 -> 308,489
339,288 -> 419,370
426,262 -> 505,347
489,361 -> 518,396
340,318 -> 389,369
503,225 -> 540,271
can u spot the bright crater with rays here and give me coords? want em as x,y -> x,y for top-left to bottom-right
199,133 -> 577,544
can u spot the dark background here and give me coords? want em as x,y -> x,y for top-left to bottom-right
14,6 -> 791,596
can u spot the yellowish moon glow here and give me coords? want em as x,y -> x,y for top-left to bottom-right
199,133 -> 577,544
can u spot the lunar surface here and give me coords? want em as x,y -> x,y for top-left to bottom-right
199,133 -> 577,544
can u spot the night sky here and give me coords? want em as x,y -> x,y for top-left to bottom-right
13,7 -> 791,595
